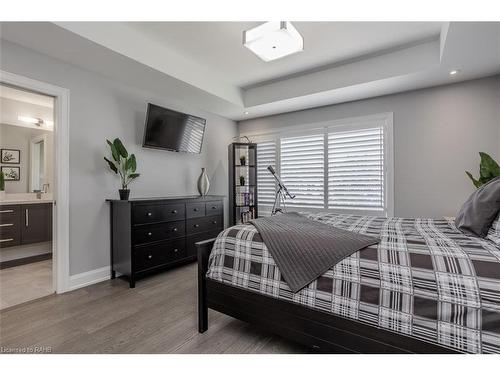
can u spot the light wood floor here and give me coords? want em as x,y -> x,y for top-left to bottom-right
0,259 -> 53,310
0,263 -> 309,354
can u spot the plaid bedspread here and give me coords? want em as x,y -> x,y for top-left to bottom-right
206,212 -> 500,353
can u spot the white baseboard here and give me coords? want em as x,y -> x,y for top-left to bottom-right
68,266 -> 111,291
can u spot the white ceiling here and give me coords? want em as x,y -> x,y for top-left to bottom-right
125,22 -> 443,87
1,22 -> 499,121
0,84 -> 54,108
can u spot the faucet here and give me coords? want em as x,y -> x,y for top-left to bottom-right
42,183 -> 50,193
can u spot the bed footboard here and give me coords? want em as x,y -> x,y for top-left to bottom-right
196,238 -> 215,333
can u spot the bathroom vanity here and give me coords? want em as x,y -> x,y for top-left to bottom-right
0,197 -> 53,248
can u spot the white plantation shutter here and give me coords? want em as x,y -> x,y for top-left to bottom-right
256,141 -> 277,216
328,126 -> 384,211
280,134 -> 324,209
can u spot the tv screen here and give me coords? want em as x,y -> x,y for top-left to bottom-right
142,103 -> 206,154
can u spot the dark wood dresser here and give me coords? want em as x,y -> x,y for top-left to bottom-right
107,195 -> 224,287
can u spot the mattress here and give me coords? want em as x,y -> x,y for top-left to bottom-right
206,212 -> 500,353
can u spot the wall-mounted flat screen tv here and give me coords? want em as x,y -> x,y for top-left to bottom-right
142,103 -> 206,154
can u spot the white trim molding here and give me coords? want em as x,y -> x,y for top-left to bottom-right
1,70 -> 71,293
68,266 -> 110,291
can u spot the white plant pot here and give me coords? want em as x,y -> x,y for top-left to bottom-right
0,191 -> 5,200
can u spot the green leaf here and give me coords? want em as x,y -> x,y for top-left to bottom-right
466,152 -> 500,189
125,154 -> 137,172
104,157 -> 118,174
465,171 -> 482,188
479,152 -> 500,180
113,138 -> 128,159
128,173 -> 140,179
107,139 -> 119,162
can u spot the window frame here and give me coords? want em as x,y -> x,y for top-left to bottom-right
246,112 -> 394,217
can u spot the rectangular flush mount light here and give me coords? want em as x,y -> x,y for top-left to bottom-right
243,21 -> 303,62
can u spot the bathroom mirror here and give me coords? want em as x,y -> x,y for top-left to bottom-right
30,134 -> 47,192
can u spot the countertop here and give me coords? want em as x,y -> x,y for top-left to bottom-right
0,193 -> 54,205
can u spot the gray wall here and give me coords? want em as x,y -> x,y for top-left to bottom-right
1,40 -> 237,275
239,75 -> 500,218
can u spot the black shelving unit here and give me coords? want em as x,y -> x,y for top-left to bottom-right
228,142 -> 258,226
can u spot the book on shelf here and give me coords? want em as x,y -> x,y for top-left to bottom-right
236,192 -> 255,206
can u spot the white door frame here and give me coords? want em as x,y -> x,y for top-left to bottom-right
1,70 -> 70,293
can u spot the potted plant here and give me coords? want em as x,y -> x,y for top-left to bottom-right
239,175 -> 245,186
466,152 -> 500,188
104,138 -> 140,200
240,155 -> 246,166
0,171 -> 5,200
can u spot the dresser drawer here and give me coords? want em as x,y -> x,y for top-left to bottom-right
134,239 -> 186,272
187,215 -> 223,235
205,201 -> 223,216
0,205 -> 20,224
132,220 -> 185,245
186,202 -> 205,218
132,203 -> 185,225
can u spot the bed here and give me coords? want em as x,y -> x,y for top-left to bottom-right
197,212 -> 500,353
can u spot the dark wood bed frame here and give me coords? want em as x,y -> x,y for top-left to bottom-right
196,238 -> 459,354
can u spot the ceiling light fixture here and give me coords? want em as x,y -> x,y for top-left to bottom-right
18,115 -> 53,127
243,21 -> 303,62
449,69 -> 460,76
18,115 -> 41,124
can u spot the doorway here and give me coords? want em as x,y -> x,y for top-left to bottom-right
0,83 -> 55,308
0,70 -> 70,308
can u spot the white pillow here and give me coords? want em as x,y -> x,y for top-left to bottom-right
487,214 -> 500,246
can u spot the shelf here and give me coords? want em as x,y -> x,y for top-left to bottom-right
229,142 -> 258,226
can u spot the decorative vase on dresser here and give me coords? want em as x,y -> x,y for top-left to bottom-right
197,168 -> 210,196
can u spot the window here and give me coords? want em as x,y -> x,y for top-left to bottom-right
281,134 -> 324,209
252,113 -> 393,217
328,126 -> 385,212
256,141 -> 277,216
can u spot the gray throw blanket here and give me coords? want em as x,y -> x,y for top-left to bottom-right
250,212 -> 379,293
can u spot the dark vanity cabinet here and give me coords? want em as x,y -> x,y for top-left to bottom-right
107,196 -> 224,288
21,204 -> 53,244
0,203 -> 53,248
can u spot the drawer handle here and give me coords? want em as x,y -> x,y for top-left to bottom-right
212,221 -> 217,224
194,224 -> 200,228
171,209 -> 177,214
0,238 -> 14,243
172,228 -> 178,232
174,248 -> 178,253
147,232 -> 152,236
193,208 -> 199,212
147,212 -> 152,217
0,210 -> 14,213
211,206 -> 217,209
0,223 -> 14,227
148,254 -> 153,259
